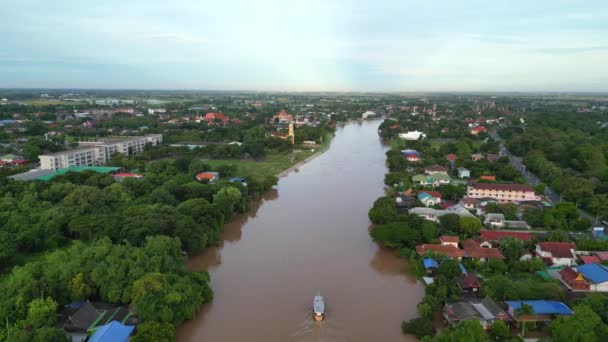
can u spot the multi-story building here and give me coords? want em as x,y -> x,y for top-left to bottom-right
466,183 -> 540,203
39,134 -> 162,170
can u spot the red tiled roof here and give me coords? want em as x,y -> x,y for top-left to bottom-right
594,252 -> 608,261
440,236 -> 460,244
560,266 -> 579,282
458,274 -> 481,289
204,113 -> 229,122
425,191 -> 442,199
580,256 -> 601,264
466,246 -> 506,260
471,126 -> 487,132
425,165 -> 447,172
446,154 -> 458,161
469,183 -> 535,192
461,197 -> 480,205
559,266 -> 589,290
538,242 -> 576,258
461,239 -> 505,259
479,230 -> 533,242
416,244 -> 465,258
461,239 -> 480,250
440,201 -> 456,209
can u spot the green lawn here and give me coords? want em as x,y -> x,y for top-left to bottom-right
205,133 -> 332,178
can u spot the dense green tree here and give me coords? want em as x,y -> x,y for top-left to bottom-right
439,214 -> 460,231
131,321 -> 175,342
438,259 -> 461,280
370,222 -> 422,249
421,221 -> 439,243
489,320 -> 511,342
213,186 -> 242,220
26,298 -> 58,328
458,216 -> 481,236
32,327 -> 69,342
401,317 -> 436,339
499,237 -> 524,261
368,196 -> 397,224
432,320 -> 489,342
551,305 -> 607,342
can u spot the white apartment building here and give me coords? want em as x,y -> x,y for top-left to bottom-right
39,134 -> 162,170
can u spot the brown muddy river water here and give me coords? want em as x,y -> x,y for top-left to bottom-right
176,120 -> 424,341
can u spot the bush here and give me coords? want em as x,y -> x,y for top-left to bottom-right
401,317 -> 436,338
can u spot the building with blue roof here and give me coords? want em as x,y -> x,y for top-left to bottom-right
505,300 -> 573,322
423,258 -> 439,269
89,321 -> 135,342
576,263 -> 608,292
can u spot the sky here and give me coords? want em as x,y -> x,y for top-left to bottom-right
2,0 -> 608,92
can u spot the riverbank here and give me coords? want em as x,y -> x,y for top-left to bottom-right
205,132 -> 334,179
276,135 -> 333,178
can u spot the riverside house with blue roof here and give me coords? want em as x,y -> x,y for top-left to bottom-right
505,300 -> 573,322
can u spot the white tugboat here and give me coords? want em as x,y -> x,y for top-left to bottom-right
313,293 -> 325,321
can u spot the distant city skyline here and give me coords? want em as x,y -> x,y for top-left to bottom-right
2,0 -> 608,92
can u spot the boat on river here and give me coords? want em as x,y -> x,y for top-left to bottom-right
313,293 -> 325,321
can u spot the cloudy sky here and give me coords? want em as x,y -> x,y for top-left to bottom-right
2,0 -> 608,91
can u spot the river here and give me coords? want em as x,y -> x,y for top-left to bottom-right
176,120 -> 424,341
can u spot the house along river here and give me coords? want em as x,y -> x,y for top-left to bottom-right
176,120 -> 424,341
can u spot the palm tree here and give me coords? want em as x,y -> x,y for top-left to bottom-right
515,303 -> 534,337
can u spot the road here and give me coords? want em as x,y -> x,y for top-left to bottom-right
489,130 -> 595,222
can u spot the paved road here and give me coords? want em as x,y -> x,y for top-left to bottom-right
490,130 -> 595,222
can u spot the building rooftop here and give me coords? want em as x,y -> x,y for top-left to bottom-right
89,321 -> 135,342
425,164 -> 448,172
440,235 -> 460,244
479,230 -> 533,242
576,263 -> 608,284
470,183 -> 535,192
423,258 -> 439,269
538,242 -> 576,258
416,244 -> 466,258
38,166 -> 121,181
505,300 -> 573,316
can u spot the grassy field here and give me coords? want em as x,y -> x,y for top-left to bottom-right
205,133 -> 332,178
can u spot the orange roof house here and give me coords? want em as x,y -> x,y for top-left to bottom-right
471,126 -> 488,135
195,172 -> 219,183
446,154 -> 458,161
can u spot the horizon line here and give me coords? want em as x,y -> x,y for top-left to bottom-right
1,87 -> 608,96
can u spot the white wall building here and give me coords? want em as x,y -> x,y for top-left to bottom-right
398,130 -> 426,140
39,134 -> 162,170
